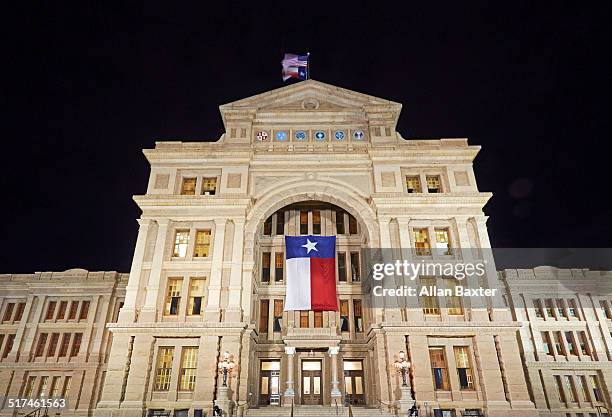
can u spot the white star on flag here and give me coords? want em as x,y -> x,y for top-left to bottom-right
301,238 -> 318,254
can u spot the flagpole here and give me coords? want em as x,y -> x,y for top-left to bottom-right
306,52 -> 310,80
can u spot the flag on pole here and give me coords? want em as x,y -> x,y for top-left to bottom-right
281,53 -> 309,81
284,235 -> 338,311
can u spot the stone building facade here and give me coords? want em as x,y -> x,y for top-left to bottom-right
0,81 -> 610,417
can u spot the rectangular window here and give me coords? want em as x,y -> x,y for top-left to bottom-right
600,300 -> 612,319
554,332 -> 565,355
264,216 -> 272,235
48,333 -> 60,357
568,299 -> 578,318
426,175 -> 442,193
259,300 -> 269,333
68,301 -> 78,320
193,230 -> 211,257
24,376 -> 36,397
545,299 -> 555,318
420,277 -> 440,315
276,211 -> 285,235
58,334 -> 70,357
414,228 -> 431,256
564,376 -> 577,402
312,210 -> 321,235
2,334 -> 15,358
79,301 -> 90,320
406,176 -> 422,193
454,347 -> 474,390
45,301 -> 57,320
300,211 -> 308,235
353,300 -> 363,332
350,252 -> 360,282
50,376 -> 61,398
434,228 -> 452,255
565,331 -> 578,356
314,311 -> 323,328
533,299 -> 544,318
273,300 -> 283,332
70,333 -> 82,357
445,279 -> 463,315
335,210 -> 345,234
187,278 -> 205,315
57,301 -> 67,320
61,376 -> 72,398
338,252 -> 347,282
555,375 -> 566,403
2,303 -> 14,322
35,333 -> 48,357
164,278 -> 183,315
577,375 -> 589,401
262,252 -> 271,283
38,376 -> 49,397
542,332 -> 554,356
179,347 -> 198,391
300,311 -> 309,328
275,252 -> 284,282
590,375 -> 601,401
201,177 -> 217,195
556,299 -> 567,318
14,303 -> 25,322
173,230 -> 190,258
180,177 -> 197,195
340,300 -> 349,332
348,215 -> 358,235
154,347 -> 174,391
429,347 -> 450,390
578,331 -> 591,356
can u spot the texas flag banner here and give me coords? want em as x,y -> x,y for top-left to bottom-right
284,235 -> 338,311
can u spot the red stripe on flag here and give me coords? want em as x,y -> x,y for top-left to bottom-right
309,258 -> 338,311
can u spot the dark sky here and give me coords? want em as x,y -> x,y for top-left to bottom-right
1,3 -> 611,273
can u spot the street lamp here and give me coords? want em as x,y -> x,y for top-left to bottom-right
218,351 -> 236,387
394,351 -> 411,387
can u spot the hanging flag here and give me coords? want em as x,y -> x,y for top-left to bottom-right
284,235 -> 338,311
281,53 -> 309,81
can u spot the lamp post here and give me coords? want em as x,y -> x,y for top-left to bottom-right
394,351 -> 411,387
218,351 -> 236,387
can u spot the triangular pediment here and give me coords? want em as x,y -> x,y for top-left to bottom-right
219,80 -> 401,125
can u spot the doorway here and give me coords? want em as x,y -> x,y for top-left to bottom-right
301,360 -> 322,405
343,360 -> 365,405
259,360 -> 281,405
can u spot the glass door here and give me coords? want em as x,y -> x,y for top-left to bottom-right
343,360 -> 365,405
301,360 -> 322,405
259,361 -> 281,405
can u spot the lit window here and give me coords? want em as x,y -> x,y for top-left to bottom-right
262,252 -> 271,283
187,278 -> 205,315
556,299 -> 567,318
201,177 -> 217,195
429,347 -> 450,390
300,311 -> 309,328
179,347 -> 198,391
50,376 -> 61,398
173,230 -> 189,258
420,277 -> 440,315
545,299 -> 555,318
154,347 -> 174,391
414,228 -> 431,256
273,300 -> 283,332
577,375 -> 589,402
70,333 -> 82,357
406,176 -> 422,193
335,210 -> 345,234
275,210 -> 285,235
426,175 -> 442,193
164,278 -> 183,315
24,376 -> 36,397
37,376 -> 49,397
79,301 -> 90,320
434,229 -> 452,255
61,376 -> 72,398
312,210 -> 321,235
263,216 -> 272,235
45,301 -> 56,320
454,347 -> 474,390
337,253 -> 347,282
445,279 -> 463,315
568,299 -> 578,318
350,252 -> 360,282
300,211 -> 308,235
339,301 -> 349,332
314,311 -> 323,328
564,375 -> 578,402
555,375 -> 566,403
353,300 -> 363,332
275,252 -> 284,282
259,300 -> 269,333
193,230 -> 211,257
565,332 -> 578,356
590,375 -> 602,402
180,178 -> 197,195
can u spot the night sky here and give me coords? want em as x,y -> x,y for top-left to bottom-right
1,3 -> 610,273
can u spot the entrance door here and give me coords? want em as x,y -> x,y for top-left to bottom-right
301,360 -> 322,405
343,361 -> 365,405
259,361 -> 281,405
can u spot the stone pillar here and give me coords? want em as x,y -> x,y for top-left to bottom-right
397,218 -> 422,321
226,218 -> 245,322
205,219 -> 228,322
283,346 -> 296,404
378,216 -> 401,322
119,218 -> 152,322
140,219 -> 169,322
328,346 -> 342,400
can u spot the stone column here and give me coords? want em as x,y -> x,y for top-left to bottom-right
140,219 -> 169,322
226,218 -> 245,322
329,346 -> 342,400
283,346 -> 296,405
205,219 -> 227,322
119,218 -> 152,322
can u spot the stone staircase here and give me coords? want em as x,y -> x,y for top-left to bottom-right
244,405 -> 396,417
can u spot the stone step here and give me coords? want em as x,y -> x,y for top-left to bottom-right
244,406 -> 394,417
